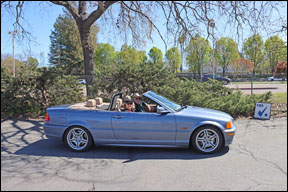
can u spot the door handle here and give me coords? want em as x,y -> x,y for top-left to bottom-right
113,115 -> 124,119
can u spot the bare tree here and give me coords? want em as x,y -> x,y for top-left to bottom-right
2,1 -> 287,96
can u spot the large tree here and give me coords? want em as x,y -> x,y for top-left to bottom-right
117,44 -> 147,65
231,58 -> 254,74
185,34 -> 211,75
215,37 -> 240,76
2,1 -> 287,95
243,33 -> 264,75
49,1 -> 114,96
49,11 -> 98,75
165,47 -> 181,73
94,43 -> 117,71
148,47 -> 163,64
264,35 -> 287,74
1,54 -> 24,76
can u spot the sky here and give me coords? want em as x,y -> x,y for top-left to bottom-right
1,1 -> 287,69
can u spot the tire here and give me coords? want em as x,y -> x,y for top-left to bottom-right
64,126 -> 93,152
224,80 -> 229,85
191,126 -> 224,154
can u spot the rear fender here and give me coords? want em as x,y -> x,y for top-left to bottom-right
66,121 -> 90,129
62,121 -> 91,142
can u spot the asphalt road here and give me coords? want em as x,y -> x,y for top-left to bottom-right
1,117 -> 287,191
82,83 -> 287,98
225,83 -> 287,95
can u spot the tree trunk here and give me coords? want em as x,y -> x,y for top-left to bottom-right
198,62 -> 201,77
79,25 -> 94,97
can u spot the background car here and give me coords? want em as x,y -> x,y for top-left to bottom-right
267,76 -> 274,81
77,79 -> 86,85
201,74 -> 231,85
267,76 -> 287,81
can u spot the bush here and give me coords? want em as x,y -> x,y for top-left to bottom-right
155,78 -> 272,118
92,59 -> 272,117
1,65 -> 83,117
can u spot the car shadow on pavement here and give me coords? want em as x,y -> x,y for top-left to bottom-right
15,139 -> 229,162
2,118 -> 229,162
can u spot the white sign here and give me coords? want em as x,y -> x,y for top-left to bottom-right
254,103 -> 272,120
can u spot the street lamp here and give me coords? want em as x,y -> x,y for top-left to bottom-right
209,19 -> 215,79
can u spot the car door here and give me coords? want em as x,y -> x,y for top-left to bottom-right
111,111 -> 177,145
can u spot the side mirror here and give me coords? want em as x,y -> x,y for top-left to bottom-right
157,106 -> 170,114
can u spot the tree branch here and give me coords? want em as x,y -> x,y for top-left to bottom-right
85,1 -> 117,27
121,1 -> 167,51
50,1 -> 80,23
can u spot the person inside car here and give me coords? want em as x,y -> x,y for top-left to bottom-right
121,96 -> 134,112
132,93 -> 152,112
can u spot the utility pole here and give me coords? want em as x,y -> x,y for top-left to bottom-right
8,30 -> 18,77
178,33 -> 186,73
251,31 -> 257,95
209,19 -> 215,79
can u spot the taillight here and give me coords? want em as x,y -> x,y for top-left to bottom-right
45,113 -> 50,121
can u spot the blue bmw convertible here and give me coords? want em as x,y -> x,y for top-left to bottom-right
43,91 -> 236,154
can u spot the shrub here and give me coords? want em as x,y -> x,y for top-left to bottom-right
92,59 -> 272,118
1,65 -> 83,117
155,79 -> 271,118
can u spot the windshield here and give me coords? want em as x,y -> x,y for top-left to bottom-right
147,91 -> 182,111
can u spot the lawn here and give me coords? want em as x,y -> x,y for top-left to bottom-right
269,92 -> 287,104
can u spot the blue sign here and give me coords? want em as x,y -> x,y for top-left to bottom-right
254,103 -> 272,120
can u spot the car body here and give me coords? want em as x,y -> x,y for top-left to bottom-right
43,91 -> 236,154
77,79 -> 86,84
202,74 -> 231,85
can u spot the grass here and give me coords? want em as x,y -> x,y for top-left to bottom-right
269,92 -> 287,104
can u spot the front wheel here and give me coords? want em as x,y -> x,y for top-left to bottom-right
191,126 -> 224,154
64,126 -> 93,152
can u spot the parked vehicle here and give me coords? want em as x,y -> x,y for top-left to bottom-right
267,76 -> 274,81
77,79 -> 86,85
44,91 -> 236,154
201,74 -> 231,85
267,76 -> 287,81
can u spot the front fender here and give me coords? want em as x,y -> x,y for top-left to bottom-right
192,120 -> 225,132
175,120 -> 226,147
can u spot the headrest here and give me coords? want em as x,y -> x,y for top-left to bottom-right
95,97 -> 103,105
86,99 -> 96,107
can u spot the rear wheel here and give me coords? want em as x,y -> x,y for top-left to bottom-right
224,80 -> 229,85
64,126 -> 93,152
191,126 -> 224,154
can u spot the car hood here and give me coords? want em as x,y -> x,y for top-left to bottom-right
177,106 -> 232,121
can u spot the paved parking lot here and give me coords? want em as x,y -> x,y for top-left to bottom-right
1,117 -> 287,191
225,83 -> 287,94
